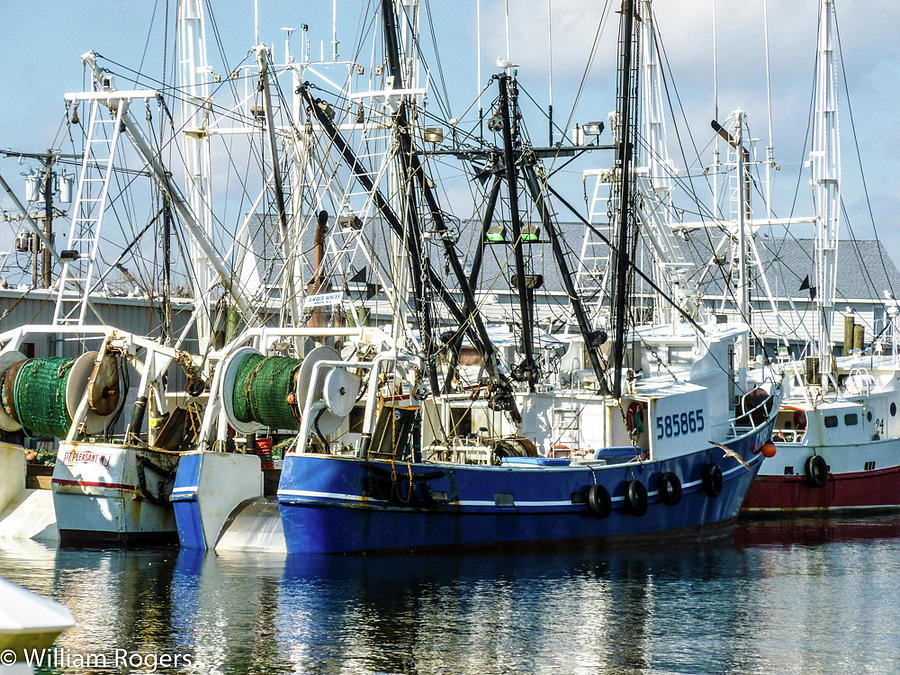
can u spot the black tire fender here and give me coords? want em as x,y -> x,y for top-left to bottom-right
587,484 -> 611,518
657,471 -> 682,506
702,463 -> 723,497
625,479 -> 648,516
805,454 -> 828,488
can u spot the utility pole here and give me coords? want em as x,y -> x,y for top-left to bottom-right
1,149 -> 77,288
41,151 -> 54,288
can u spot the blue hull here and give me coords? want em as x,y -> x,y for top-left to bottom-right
278,423 -> 773,554
171,453 -> 206,550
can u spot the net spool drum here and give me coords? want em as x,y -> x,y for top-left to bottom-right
221,345 -> 360,436
221,346 -> 267,435
0,350 -> 124,437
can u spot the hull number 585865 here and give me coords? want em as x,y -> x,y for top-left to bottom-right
656,409 -> 704,439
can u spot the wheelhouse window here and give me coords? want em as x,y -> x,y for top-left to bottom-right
844,413 -> 858,426
667,345 -> 693,366
824,415 -> 838,428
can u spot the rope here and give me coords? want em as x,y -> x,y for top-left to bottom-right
13,357 -> 74,439
231,353 -> 304,430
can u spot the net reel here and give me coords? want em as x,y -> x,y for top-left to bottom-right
0,350 -> 127,438
220,345 -> 360,437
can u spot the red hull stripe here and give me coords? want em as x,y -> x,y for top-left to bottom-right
51,478 -> 137,491
744,464 -> 900,511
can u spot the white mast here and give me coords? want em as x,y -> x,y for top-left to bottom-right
639,0 -> 671,192
711,0 -> 720,220
762,0 -> 776,219
636,0 -> 689,323
735,111 -> 749,381
811,0 -> 841,382
177,0 -> 215,352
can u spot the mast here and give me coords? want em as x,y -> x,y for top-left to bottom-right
610,0 -> 638,399
812,0 -> 840,384
256,45 -> 299,326
380,0 -> 441,396
736,112 -> 750,382
177,0 -> 215,352
162,194 -> 173,345
497,73 -> 538,390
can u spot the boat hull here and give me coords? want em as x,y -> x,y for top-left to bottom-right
52,442 -> 179,546
278,422 -> 772,554
744,452 -> 900,513
0,441 -> 57,541
171,451 -> 265,551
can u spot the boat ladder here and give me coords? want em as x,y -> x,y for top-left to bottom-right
52,98 -> 126,325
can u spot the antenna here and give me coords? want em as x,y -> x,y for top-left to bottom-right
504,0 -> 511,65
711,0 -> 720,219
763,0 -> 776,219
547,0 -> 553,145
282,27 -> 296,63
477,0 -> 482,140
332,0 -> 339,61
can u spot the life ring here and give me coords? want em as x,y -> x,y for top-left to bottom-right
587,484 -> 611,518
625,402 -> 646,435
702,464 -> 723,497
805,454 -> 828,488
657,472 -> 682,506
625,479 -> 648,516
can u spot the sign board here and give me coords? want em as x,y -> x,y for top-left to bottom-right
304,292 -> 343,308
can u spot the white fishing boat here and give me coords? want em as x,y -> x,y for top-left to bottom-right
0,324 -> 210,544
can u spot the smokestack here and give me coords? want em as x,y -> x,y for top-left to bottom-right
314,209 -> 328,278
308,210 -> 330,328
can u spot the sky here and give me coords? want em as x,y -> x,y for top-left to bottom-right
1,0 -> 899,286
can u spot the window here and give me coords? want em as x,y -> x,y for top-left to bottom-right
867,411 -> 873,422
844,414 -> 858,426
667,345 -> 693,366
892,403 -> 898,417
824,415 -> 839,428
874,307 -> 886,336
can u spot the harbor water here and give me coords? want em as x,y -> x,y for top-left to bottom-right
1,516 -> 898,674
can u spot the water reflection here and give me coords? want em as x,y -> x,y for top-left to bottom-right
172,551 -> 291,673
0,516 -> 897,673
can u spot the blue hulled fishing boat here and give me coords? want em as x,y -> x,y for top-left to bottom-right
171,0 -> 781,555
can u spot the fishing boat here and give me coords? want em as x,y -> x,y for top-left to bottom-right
166,0 -> 782,555
740,0 -> 900,514
0,324 -> 207,544
1,0 -> 289,545
0,41 -> 233,544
